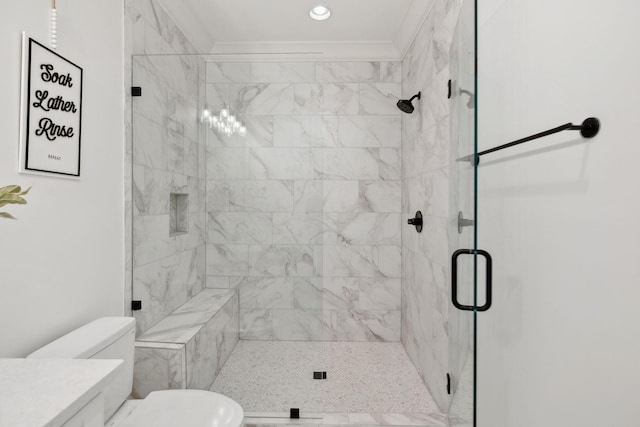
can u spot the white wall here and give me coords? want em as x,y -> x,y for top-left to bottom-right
0,0 -> 124,357
477,1 -> 640,425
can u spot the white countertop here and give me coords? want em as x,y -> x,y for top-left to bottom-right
0,358 -> 123,427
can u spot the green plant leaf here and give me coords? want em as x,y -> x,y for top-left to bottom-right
0,194 -> 27,208
0,185 -> 30,219
0,185 -> 21,195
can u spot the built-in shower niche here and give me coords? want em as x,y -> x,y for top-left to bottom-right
169,193 -> 189,236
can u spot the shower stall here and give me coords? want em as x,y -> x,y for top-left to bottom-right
127,0 -> 478,425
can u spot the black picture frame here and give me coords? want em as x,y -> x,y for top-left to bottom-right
21,37 -> 84,178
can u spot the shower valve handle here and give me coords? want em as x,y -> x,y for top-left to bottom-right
407,211 -> 423,233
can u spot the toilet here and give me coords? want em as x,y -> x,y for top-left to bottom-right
27,317 -> 244,427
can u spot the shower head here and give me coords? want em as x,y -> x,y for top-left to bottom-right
397,92 -> 421,114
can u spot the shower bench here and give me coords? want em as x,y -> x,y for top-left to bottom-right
131,288 -> 239,398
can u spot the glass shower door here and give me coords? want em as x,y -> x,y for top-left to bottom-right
448,0 -> 478,426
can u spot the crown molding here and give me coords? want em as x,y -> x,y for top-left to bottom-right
206,41 -> 402,61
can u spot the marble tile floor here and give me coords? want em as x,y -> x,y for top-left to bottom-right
211,341 -> 446,426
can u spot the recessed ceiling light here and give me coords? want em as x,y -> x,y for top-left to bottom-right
309,5 -> 331,21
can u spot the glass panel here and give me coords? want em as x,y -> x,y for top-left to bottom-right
130,53 -> 327,411
448,0 -> 477,425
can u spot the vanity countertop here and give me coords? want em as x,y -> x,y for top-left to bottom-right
0,358 -> 123,427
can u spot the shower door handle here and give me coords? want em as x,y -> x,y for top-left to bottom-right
451,249 -> 493,312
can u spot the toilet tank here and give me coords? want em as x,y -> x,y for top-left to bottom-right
27,317 -> 136,421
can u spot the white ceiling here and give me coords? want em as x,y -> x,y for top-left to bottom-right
157,0 -> 436,60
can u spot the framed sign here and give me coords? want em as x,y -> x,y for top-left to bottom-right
19,35 -> 83,177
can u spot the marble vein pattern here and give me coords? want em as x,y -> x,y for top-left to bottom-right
401,0 -> 461,412
133,289 -> 239,397
128,6 -> 207,335
205,60 -> 402,342
133,344 -> 186,398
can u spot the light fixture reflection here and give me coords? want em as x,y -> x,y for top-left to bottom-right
201,105 -> 247,138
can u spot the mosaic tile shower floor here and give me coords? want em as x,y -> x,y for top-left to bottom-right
210,341 -> 442,416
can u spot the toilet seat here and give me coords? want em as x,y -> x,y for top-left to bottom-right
115,390 -> 244,427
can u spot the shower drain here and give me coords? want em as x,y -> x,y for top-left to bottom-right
313,371 -> 327,379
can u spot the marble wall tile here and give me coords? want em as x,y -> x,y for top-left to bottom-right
206,63 -> 251,83
322,278 -> 359,310
360,83 -> 402,115
373,245 -> 402,279
175,213 -> 207,252
337,213 -> 402,246
206,148 -> 247,180
145,55 -> 197,99
232,83 -> 295,115
251,62 -> 315,83
293,83 -> 322,114
317,148 -> 379,180
130,0 -> 199,55
206,276 -> 231,289
128,2 -> 207,342
412,123 -> 451,174
402,214 -> 449,268
184,139 -> 199,177
272,309 -> 323,341
206,83 -> 230,112
324,181 -> 360,213
167,131 -> 185,174
132,113 -> 167,170
273,116 -> 338,148
186,319 -> 219,389
378,148 -> 402,180
249,148 -> 314,180
133,248 -> 200,334
323,244 -> 399,278
215,295 -> 239,375
315,62 -> 380,83
401,0 -> 459,411
404,168 -> 450,218
337,116 -> 401,148
359,278 -> 402,310
293,277 -> 323,310
238,277 -> 295,309
249,245 -> 318,277
243,116 -> 274,148
184,294 -> 239,390
380,62 -> 402,83
206,181 -> 230,212
203,60 -> 403,343
133,345 -> 186,398
322,309 -> 401,342
294,83 -> 359,115
133,166 -> 168,215
207,212 -> 273,244
229,180 -> 294,212
320,83 -> 360,115
272,213 -> 325,245
206,244 -> 249,276
133,214 -> 175,267
240,309 -> 273,340
360,181 -> 402,213
293,181 -> 323,213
